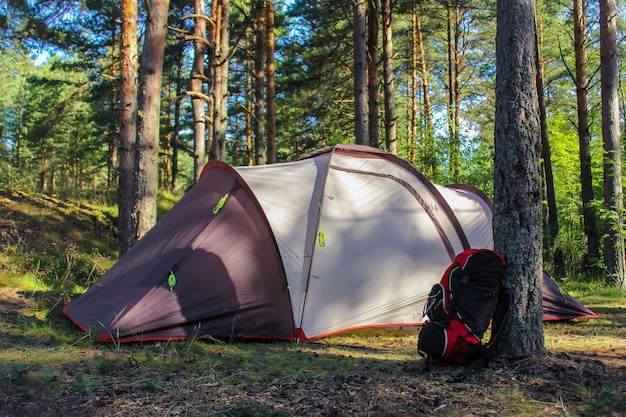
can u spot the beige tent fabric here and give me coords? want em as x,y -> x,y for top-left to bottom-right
237,144 -> 493,339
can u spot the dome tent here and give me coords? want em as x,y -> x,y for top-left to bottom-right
63,144 -> 596,342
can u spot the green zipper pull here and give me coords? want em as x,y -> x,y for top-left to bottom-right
318,231 -> 326,247
213,192 -> 230,214
168,271 -> 177,291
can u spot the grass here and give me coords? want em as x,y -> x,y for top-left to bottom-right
0,189 -> 625,416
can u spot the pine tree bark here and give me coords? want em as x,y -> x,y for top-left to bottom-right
133,0 -> 170,241
493,0 -> 545,358
381,0 -> 396,155
599,0 -> 625,288
208,0 -> 229,161
254,0 -> 266,165
118,0 -> 138,255
445,2 -> 463,181
108,20 -> 119,189
266,0 -> 277,164
416,4 -> 435,176
367,0 -> 379,149
409,6 -> 418,164
353,0 -> 369,146
206,1 -> 217,159
246,64 -> 254,166
536,11 -> 563,274
163,86 -> 172,189
172,46 -> 184,192
190,0 -> 208,180
216,4 -> 229,162
573,0 -> 600,268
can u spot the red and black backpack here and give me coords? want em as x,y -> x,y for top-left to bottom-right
418,248 -> 509,369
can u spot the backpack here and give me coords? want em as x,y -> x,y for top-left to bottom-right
417,248 -> 509,369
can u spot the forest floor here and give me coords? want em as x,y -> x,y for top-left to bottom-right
0,190 -> 625,416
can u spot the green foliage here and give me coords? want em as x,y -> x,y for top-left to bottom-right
1,0 -> 624,279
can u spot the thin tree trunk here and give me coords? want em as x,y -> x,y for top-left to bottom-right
409,6 -> 418,164
207,0 -> 218,160
416,4 -> 435,176
108,20 -> 119,189
190,0 -> 208,180
214,0 -> 229,161
266,0 -> 277,163
172,45 -> 184,192
445,2 -> 463,181
51,146 -> 57,190
254,0 -> 266,165
246,59 -> 254,166
535,7 -> 563,274
207,0 -> 228,161
133,0 -> 170,240
39,143 -> 47,192
446,3 -> 455,177
493,0 -> 544,358
600,0 -> 625,288
367,0 -> 379,149
381,0 -> 396,154
573,0 -> 600,268
353,0 -> 369,146
163,85 -> 172,189
118,0 -> 138,255
450,3 -> 462,181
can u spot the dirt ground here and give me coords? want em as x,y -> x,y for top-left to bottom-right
1,291 -> 625,417
2,344 -> 625,417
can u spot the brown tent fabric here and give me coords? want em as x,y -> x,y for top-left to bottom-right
542,272 -> 598,321
64,162 -> 294,341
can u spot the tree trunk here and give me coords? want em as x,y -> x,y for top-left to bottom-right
207,0 -> 217,160
172,46 -> 184,193
208,0 -> 229,161
133,0 -> 170,240
381,0 -> 396,155
162,86 -> 172,189
416,4 -> 435,176
118,0 -> 138,255
451,3 -> 462,182
266,0 -> 277,163
409,6 -> 418,164
108,20 -> 119,190
246,63 -> 254,166
445,3 -> 456,179
353,0 -> 369,146
39,143 -> 47,192
444,2 -> 463,181
493,0 -> 545,358
600,0 -> 625,288
536,9 -> 563,275
573,0 -> 600,268
216,3 -> 229,162
367,0 -> 379,149
190,0 -> 208,181
207,0 -> 218,160
254,0 -> 266,165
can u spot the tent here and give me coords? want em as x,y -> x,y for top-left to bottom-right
542,272 -> 596,321
63,144 -> 596,342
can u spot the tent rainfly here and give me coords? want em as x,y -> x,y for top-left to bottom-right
63,144 -> 597,342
